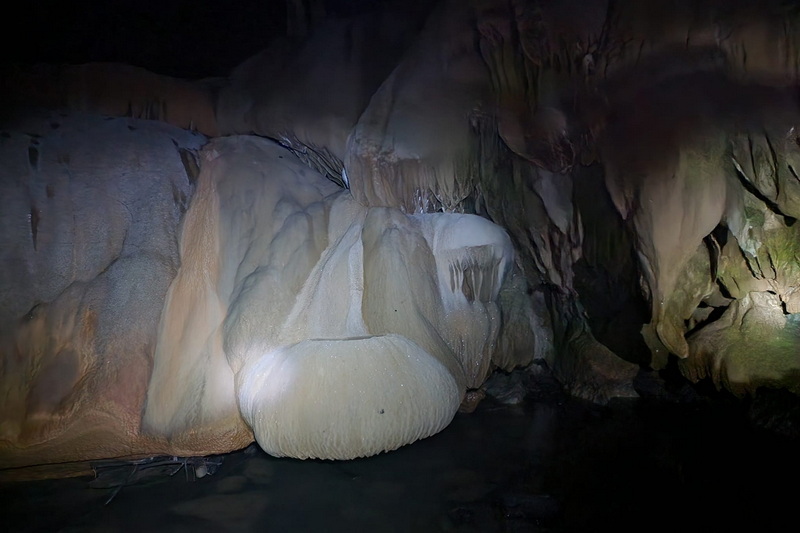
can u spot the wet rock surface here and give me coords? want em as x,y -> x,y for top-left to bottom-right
3,370 -> 797,533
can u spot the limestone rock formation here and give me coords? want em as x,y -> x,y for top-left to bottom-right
0,125 -> 523,465
345,0 -> 492,212
0,112 -> 207,467
216,10 -> 427,186
145,135 -> 522,460
2,0 -> 800,468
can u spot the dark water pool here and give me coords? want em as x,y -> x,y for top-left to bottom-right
3,387 -> 798,533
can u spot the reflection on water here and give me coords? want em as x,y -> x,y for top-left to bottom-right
3,387 -> 798,533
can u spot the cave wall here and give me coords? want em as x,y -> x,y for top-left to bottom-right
342,0 -> 800,395
0,112 -> 209,466
2,0 -> 800,467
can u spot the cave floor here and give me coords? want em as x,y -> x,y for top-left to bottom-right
2,390 -> 798,533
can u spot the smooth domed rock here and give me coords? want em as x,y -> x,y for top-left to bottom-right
0,111 -> 206,468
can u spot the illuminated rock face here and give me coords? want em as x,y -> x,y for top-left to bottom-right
0,126 -> 520,466
4,0 -> 800,468
143,135 -> 518,460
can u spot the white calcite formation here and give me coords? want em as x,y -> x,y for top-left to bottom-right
142,135 -> 517,460
414,213 -> 514,387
